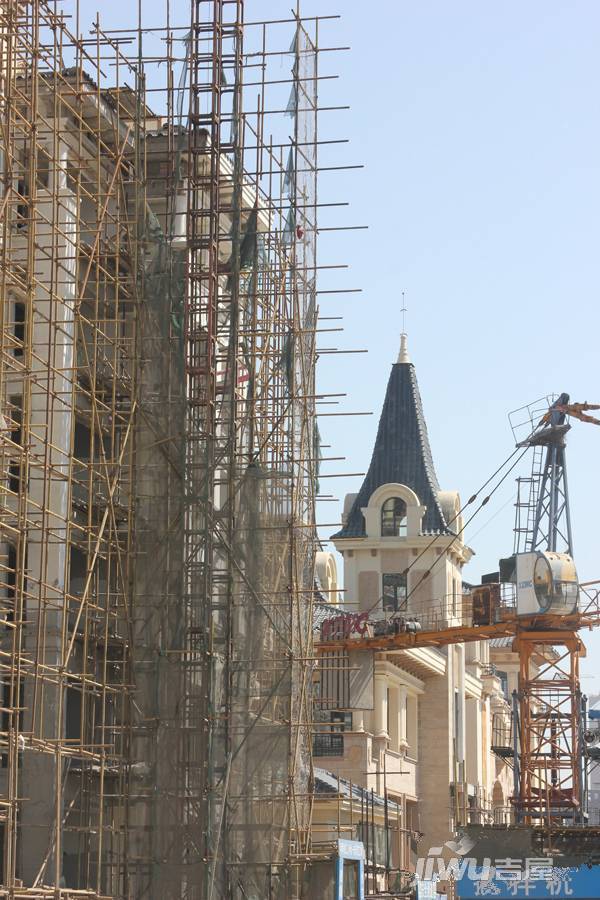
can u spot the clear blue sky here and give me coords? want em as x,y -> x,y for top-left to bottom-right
71,0 -> 600,685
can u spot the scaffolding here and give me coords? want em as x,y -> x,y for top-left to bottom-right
0,1 -> 142,892
0,0 -> 340,896
310,770 -> 419,896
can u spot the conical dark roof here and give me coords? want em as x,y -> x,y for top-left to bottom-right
332,350 -> 448,539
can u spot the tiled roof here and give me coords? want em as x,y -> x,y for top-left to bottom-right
313,600 -> 342,632
489,637 -> 514,649
332,356 -> 448,539
314,768 -> 402,814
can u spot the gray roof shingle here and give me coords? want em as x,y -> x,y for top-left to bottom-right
332,358 -> 448,539
313,600 -> 343,632
314,768 -> 402,813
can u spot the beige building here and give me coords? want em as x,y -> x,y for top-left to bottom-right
0,41 -> 307,895
313,335 -> 514,890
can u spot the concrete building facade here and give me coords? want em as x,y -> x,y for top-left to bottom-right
0,8 -> 320,892
313,335 -> 514,888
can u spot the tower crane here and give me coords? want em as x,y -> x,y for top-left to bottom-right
316,393 -> 600,845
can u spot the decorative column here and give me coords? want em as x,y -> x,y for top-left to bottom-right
388,687 -> 399,750
374,674 -> 389,739
398,686 -> 408,750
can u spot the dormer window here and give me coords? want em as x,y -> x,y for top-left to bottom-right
381,497 -> 407,537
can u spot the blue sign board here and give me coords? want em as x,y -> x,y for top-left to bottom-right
335,839 -> 365,900
456,865 -> 600,899
416,878 -> 440,899
336,838 -> 365,861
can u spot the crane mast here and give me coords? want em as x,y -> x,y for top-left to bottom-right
522,393 -> 574,554
506,394 -> 582,825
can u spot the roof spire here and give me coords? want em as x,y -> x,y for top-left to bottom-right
331,335 -> 448,539
397,292 -> 410,363
398,333 -> 410,364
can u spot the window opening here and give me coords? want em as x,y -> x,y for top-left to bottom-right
13,302 -> 25,357
382,573 -> 407,613
342,859 -> 359,900
6,545 -> 16,625
381,497 -> 407,537
66,685 -> 82,742
313,710 -> 352,757
73,420 -> 91,462
8,397 -> 22,493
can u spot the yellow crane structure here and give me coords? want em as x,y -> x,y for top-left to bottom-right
317,395 -> 600,841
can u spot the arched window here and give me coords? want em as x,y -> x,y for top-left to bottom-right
381,497 -> 407,537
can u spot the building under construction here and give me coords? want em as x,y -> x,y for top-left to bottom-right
3,2 -> 600,900
0,0 -> 338,896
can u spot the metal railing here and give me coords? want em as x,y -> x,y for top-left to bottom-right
318,579 -> 600,648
